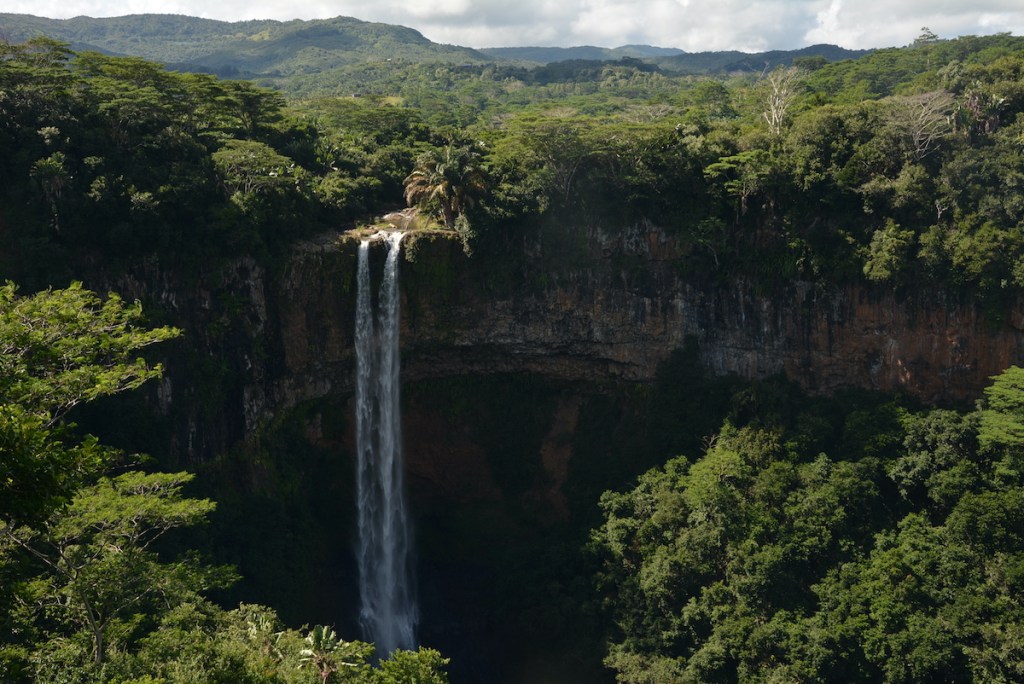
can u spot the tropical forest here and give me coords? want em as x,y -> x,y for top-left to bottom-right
2,13 -> 1024,683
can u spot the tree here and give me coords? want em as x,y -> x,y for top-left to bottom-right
1,472 -> 227,669
978,365 -> 1024,475
0,282 -> 183,679
298,625 -> 372,684
0,37 -> 75,122
888,409 -> 980,513
0,282 -> 179,527
0,281 -> 180,426
212,139 -> 299,199
914,27 -> 940,46
704,149 -> 777,218
862,219 -> 916,282
0,403 -> 110,526
888,91 -> 953,161
953,86 -> 1008,140
403,143 -> 486,229
372,648 -> 450,683
760,66 -> 803,136
29,151 -> 69,230
219,80 -> 287,138
73,53 -> 181,151
126,603 -> 452,684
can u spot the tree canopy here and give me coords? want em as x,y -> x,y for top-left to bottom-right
593,368 -> 1024,683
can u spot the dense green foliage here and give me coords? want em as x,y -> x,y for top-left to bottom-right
0,282 -> 180,523
0,37 -> 430,281
456,33 -> 1024,294
592,371 -> 1024,682
4,30 -> 1024,295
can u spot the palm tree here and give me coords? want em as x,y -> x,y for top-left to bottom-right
298,625 -> 372,684
403,143 -> 486,229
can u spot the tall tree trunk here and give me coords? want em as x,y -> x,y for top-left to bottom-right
440,199 -> 456,229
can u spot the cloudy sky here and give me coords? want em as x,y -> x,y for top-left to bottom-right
4,0 -> 1023,52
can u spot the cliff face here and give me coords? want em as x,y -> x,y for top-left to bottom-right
151,219 -> 1021,512
267,223 -> 1023,426
405,263 -> 1019,403
95,220 -> 1024,471
415,226 -> 1023,401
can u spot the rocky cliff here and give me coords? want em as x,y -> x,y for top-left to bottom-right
264,222 -> 1023,435
85,219 -> 1024,683
95,220 -> 1024,462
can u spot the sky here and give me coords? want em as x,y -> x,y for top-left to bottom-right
2,0 -> 1023,52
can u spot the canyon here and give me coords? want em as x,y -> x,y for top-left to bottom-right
91,218 -> 1024,681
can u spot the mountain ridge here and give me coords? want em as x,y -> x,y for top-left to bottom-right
0,13 -> 869,78
0,13 -> 489,73
479,44 -> 688,63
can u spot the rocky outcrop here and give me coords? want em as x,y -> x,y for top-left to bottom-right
94,222 -> 1024,462
403,265 -> 1018,404
400,224 -> 1023,406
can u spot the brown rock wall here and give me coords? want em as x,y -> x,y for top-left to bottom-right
97,226 -> 1024,461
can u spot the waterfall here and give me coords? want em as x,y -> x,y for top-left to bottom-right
354,231 -> 417,656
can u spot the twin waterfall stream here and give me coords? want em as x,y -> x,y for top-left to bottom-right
354,231 -> 417,655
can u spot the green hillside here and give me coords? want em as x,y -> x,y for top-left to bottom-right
0,13 -> 489,77
479,43 -> 686,63
0,13 -> 867,82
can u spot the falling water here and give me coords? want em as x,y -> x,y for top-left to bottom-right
355,231 -> 417,655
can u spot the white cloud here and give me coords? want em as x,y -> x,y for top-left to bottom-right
803,0 -> 1024,48
403,0 -> 474,20
812,0 -> 842,39
1,0 -> 1022,50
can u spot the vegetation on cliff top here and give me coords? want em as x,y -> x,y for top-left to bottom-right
3,31 -> 1024,298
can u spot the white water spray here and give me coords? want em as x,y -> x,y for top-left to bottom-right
355,231 -> 417,655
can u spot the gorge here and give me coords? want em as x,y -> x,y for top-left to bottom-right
85,218 -> 1024,680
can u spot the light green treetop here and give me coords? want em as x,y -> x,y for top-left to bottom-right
0,281 -> 180,425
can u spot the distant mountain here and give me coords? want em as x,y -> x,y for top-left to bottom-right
479,44 -> 686,63
657,44 -> 871,74
615,44 -> 688,59
477,43 -> 867,72
0,13 -> 868,82
0,13 -> 489,77
0,14 -> 278,62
